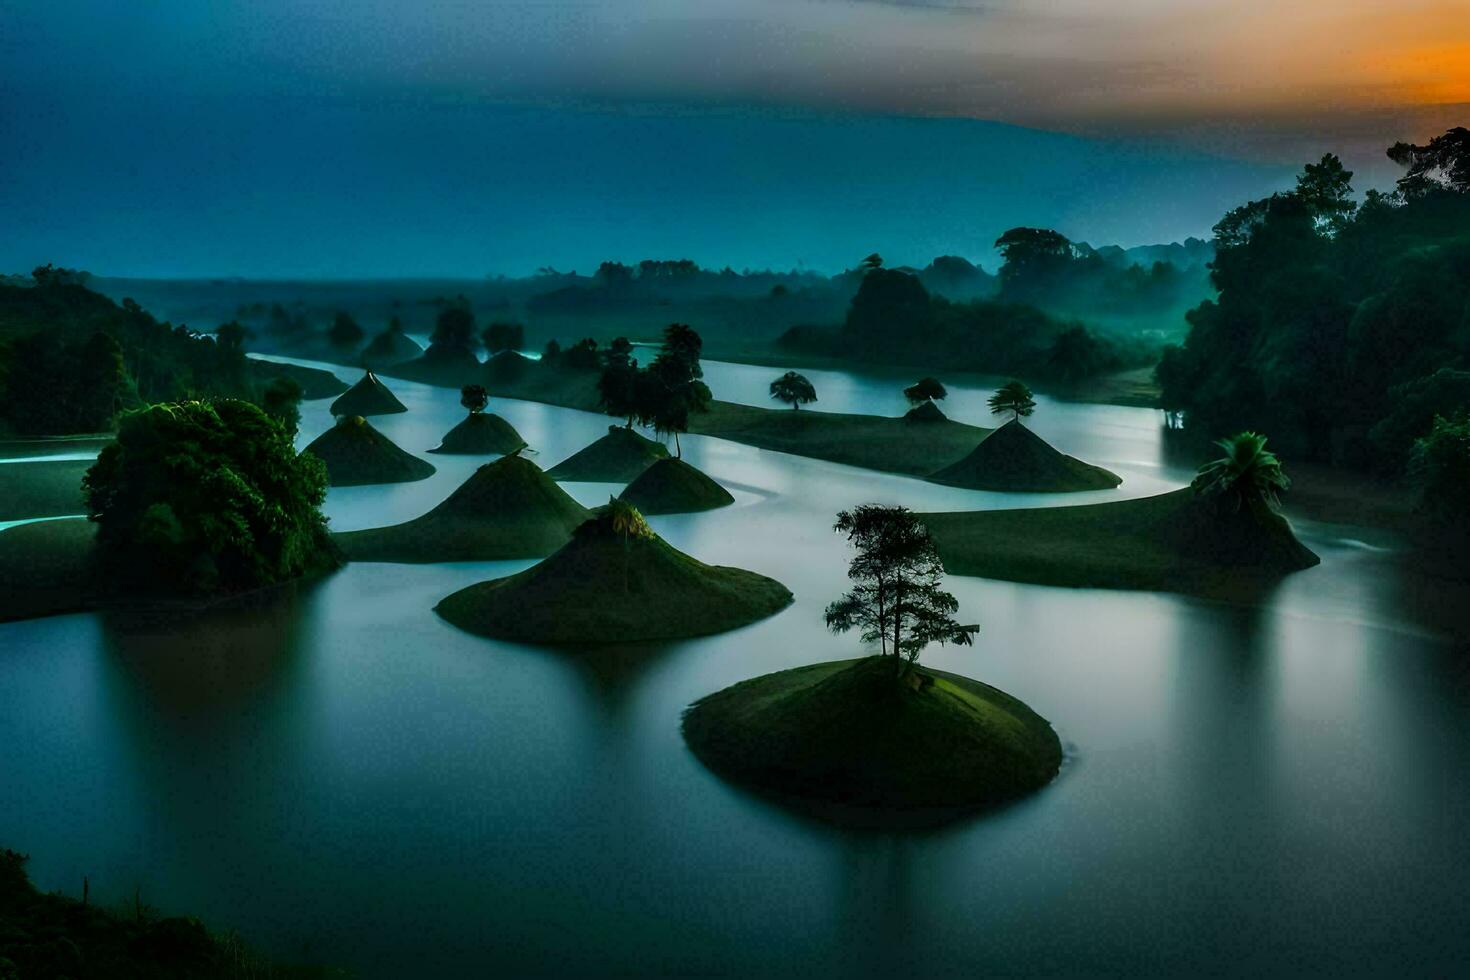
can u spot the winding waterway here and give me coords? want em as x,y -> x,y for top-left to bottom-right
2,355 -> 1467,976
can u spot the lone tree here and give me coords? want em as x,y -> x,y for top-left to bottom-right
460,384 -> 489,415
597,356 -> 642,427
82,400 -> 338,596
769,371 -> 817,410
645,323 -> 711,456
824,505 -> 978,678
1192,431 -> 1291,512
428,304 -> 478,358
903,377 -> 947,406
988,381 -> 1036,422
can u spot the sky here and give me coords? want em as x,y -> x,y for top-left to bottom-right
2,1 -> 1464,277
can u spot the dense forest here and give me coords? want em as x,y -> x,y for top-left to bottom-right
1156,128 -> 1470,472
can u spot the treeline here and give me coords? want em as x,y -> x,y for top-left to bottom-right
0,267 -> 323,436
1156,127 -> 1470,471
993,230 -> 1213,319
778,257 -> 1147,384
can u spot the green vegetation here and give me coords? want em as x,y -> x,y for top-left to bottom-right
547,425 -> 669,482
927,419 -> 1121,493
1409,413 -> 1470,575
328,371 -> 407,417
682,657 -> 1062,820
903,377 -> 947,407
361,316 -> 422,369
327,310 -> 365,350
336,453 -> 588,563
435,505 -> 792,644
83,400 -> 340,597
769,371 -> 817,410
0,846 -> 339,978
825,504 -> 978,673
0,518 -> 96,622
904,400 -> 947,422
1191,431 -> 1290,509
303,415 -> 435,487
1157,131 -> 1470,468
0,459 -> 91,521
428,384 -> 527,455
987,380 -> 1036,421
618,456 -> 735,514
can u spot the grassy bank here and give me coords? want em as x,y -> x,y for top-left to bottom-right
0,518 -> 97,622
682,656 -> 1062,824
0,459 -> 91,522
921,488 -> 1319,596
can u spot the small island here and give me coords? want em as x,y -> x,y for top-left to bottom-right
329,370 -> 408,416
618,456 -> 734,514
336,453 -> 589,562
683,505 -> 1060,823
928,382 -> 1121,492
303,415 -> 436,486
429,384 -> 528,455
922,432 -> 1319,593
547,425 -> 670,482
435,501 -> 792,643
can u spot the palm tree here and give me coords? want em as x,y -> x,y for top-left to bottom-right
988,381 -> 1036,422
769,371 -> 818,410
1192,431 -> 1291,511
605,497 -> 653,592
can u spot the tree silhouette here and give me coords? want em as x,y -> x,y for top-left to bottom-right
328,311 -> 364,348
482,321 -> 525,354
769,371 -> 817,410
1388,127 -> 1470,195
903,377 -> 947,406
988,381 -> 1036,422
460,384 -> 489,416
1192,431 -> 1291,511
824,505 -> 977,677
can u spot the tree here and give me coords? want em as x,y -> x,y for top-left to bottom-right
82,399 -> 338,596
601,496 -> 654,591
988,380 -> 1036,422
1410,414 -> 1470,532
769,371 -> 817,410
603,336 -> 634,368
329,311 -> 364,348
482,321 -> 525,354
860,253 -> 884,272
215,321 -> 250,353
1295,153 -> 1356,235
429,305 -> 477,356
824,505 -> 978,678
1388,127 -> 1470,195
460,383 -> 489,415
260,377 -> 303,435
903,377 -> 947,406
542,338 -> 562,364
646,324 -> 710,455
1191,431 -> 1291,511
994,228 -> 1075,298
597,358 -> 642,427
562,338 -> 600,371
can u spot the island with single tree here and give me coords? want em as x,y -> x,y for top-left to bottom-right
435,499 -> 792,644
430,384 -> 528,455
303,415 -> 436,487
336,453 -> 590,562
922,432 -> 1319,594
683,504 -> 1061,824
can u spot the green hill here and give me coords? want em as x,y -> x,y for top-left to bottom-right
927,419 -> 1121,492
429,413 -> 527,455
547,425 -> 669,482
328,371 -> 407,416
922,487 -> 1320,594
618,457 -> 734,514
303,415 -> 434,486
337,454 -> 588,562
683,656 -> 1062,821
436,508 -> 792,643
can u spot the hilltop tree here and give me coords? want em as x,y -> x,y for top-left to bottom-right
597,357 -> 643,427
645,324 -> 711,456
1192,431 -> 1291,512
860,253 -> 884,272
329,311 -> 365,348
82,399 -> 338,596
428,305 -> 477,357
903,377 -> 947,406
1295,153 -> 1356,235
562,338 -> 600,371
460,384 -> 489,415
824,504 -> 978,678
1388,127 -> 1470,195
988,381 -> 1036,422
482,321 -> 525,354
603,336 -> 635,368
769,371 -> 817,410
994,228 -> 1075,299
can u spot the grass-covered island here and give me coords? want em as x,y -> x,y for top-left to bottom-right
683,658 -> 1062,820
429,384 -> 527,455
546,425 -> 669,482
923,433 -> 1319,594
618,456 -> 734,514
927,419 -> 1121,492
303,415 -> 435,487
328,370 -> 407,416
683,504 -> 1058,824
435,501 -> 791,644
336,453 -> 589,562
0,846 -> 339,978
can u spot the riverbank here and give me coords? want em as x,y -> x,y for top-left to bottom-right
0,458 -> 90,522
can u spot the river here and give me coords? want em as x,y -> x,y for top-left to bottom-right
2,355 -> 1466,976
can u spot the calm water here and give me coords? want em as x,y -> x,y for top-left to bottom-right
2,356 -> 1468,976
